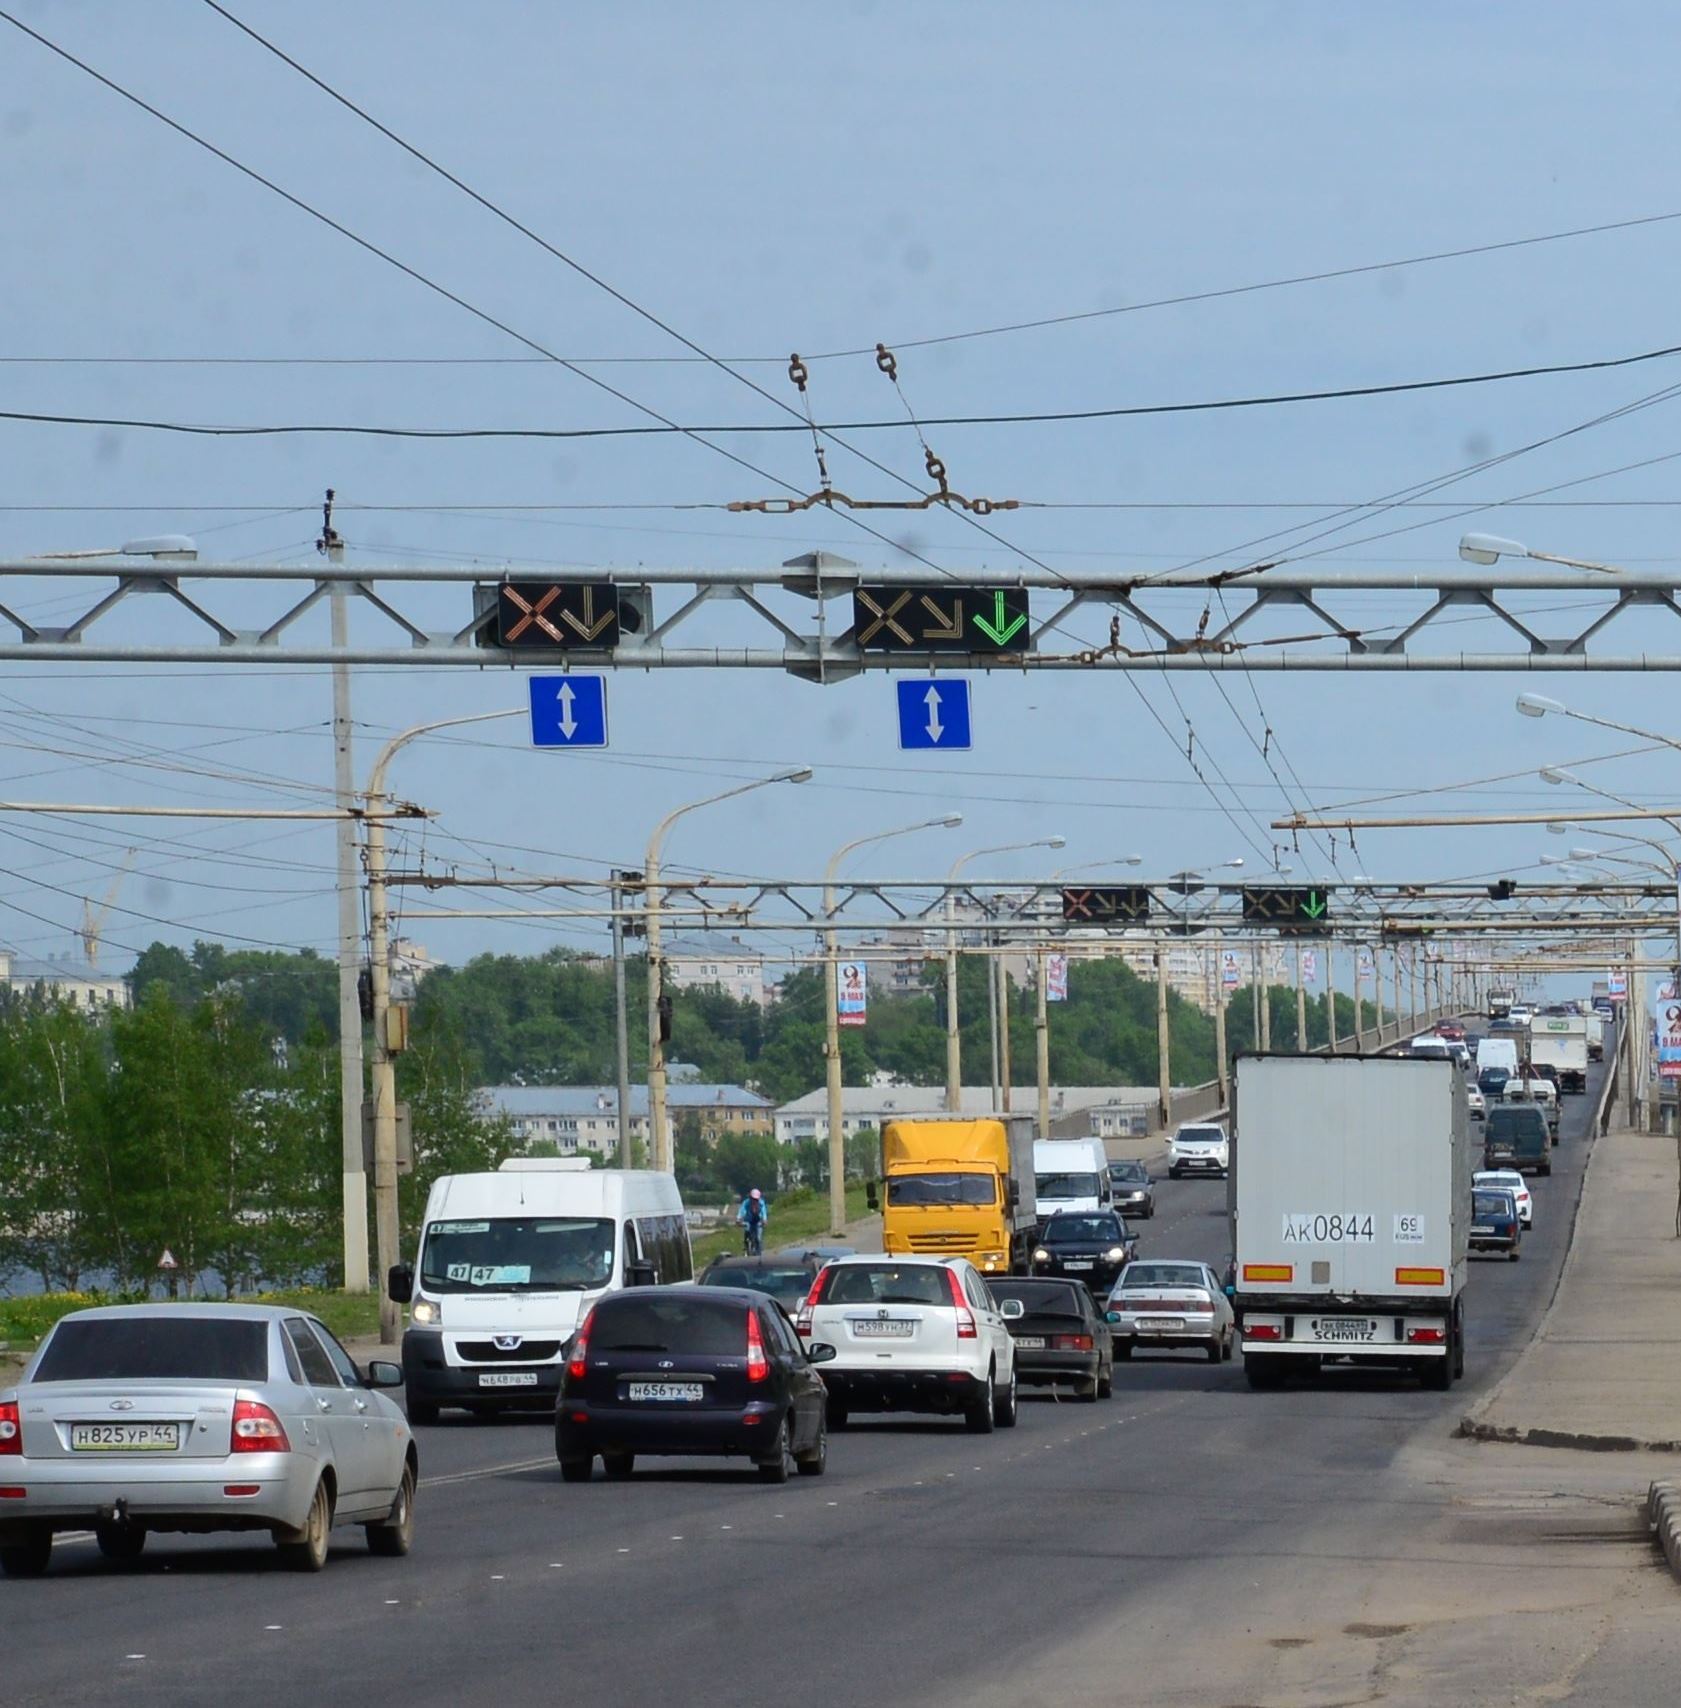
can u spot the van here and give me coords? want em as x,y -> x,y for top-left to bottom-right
387,1159 -> 691,1424
1032,1137 -> 1112,1217
1477,1037 -> 1519,1081
1483,1104 -> 1551,1176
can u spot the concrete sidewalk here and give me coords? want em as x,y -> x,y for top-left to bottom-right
1463,1125 -> 1681,1453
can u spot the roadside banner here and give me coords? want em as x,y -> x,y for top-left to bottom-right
1357,947 -> 1375,979
837,960 -> 868,1027
1045,954 -> 1069,1002
1221,949 -> 1242,989
1301,948 -> 1318,983
1659,997 -> 1681,1079
1608,968 -> 1628,1004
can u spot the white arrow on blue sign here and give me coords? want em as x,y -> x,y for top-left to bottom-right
896,679 -> 971,750
529,674 -> 608,748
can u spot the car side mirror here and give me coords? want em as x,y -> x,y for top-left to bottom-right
865,1181 -> 879,1211
1105,1311 -> 1121,1324
364,1360 -> 404,1389
386,1263 -> 414,1304
806,1342 -> 838,1365
999,1298 -> 1025,1320
625,1260 -> 657,1288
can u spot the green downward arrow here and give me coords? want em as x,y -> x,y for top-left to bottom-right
1302,891 -> 1327,919
973,590 -> 1027,646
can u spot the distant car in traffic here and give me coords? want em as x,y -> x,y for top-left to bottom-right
985,1276 -> 1113,1401
1104,1261 -> 1236,1363
1032,1210 -> 1138,1294
1478,1065 -> 1511,1098
1467,1085 -> 1486,1121
1473,1168 -> 1533,1227
0,1305 -> 416,1578
1107,1159 -> 1156,1219
1469,1187 -> 1522,1259
1166,1122 -> 1229,1179
555,1286 -> 829,1483
697,1252 -> 831,1316
796,1254 -> 1018,1432
773,1243 -> 856,1263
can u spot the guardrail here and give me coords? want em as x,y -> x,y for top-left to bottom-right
1595,1017 -> 1620,1137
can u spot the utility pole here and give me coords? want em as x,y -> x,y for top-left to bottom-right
1212,928 -> 1230,1107
997,945 -> 1013,1114
321,493 -> 368,1294
1392,953 -> 1403,1043
611,870 -> 633,1167
1325,940 -> 1339,1053
1034,946 -> 1051,1139
1260,944 -> 1272,1051
1251,940 -> 1262,1048
1155,939 -> 1172,1130
1294,941 -> 1308,1051
987,930 -> 1001,1110
1352,947 -> 1365,1052
944,893 -> 963,1113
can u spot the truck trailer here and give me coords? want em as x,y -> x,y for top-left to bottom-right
1230,1053 -> 1470,1391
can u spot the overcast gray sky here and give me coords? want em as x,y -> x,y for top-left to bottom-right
3,1 -> 1679,980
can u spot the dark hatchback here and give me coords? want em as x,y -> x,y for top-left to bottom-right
1031,1211 -> 1138,1295
555,1288 -> 830,1483
1469,1187 -> 1522,1260
1107,1160 -> 1156,1220
985,1276 -> 1113,1400
697,1253 -> 828,1316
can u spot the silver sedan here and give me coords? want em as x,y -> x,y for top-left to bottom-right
0,1304 -> 416,1577
1104,1260 -> 1236,1362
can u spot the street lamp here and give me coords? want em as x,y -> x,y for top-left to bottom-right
1460,533 -> 1622,575
644,768 -> 812,1173
822,814 -> 962,1235
944,836 -> 1066,1112
1517,692 -> 1681,754
366,706 -> 526,1344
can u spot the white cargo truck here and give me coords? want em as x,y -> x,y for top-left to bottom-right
1529,1014 -> 1589,1093
1581,1010 -> 1605,1062
1230,1053 -> 1470,1391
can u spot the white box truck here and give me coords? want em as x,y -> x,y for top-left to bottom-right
1033,1137 -> 1113,1216
1230,1053 -> 1470,1391
1529,1015 -> 1589,1093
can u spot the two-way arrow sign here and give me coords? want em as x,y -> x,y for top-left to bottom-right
896,680 -> 971,750
529,675 -> 608,748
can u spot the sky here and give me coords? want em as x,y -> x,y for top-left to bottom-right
2,1 -> 1681,987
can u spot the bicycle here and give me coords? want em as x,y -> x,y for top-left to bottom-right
741,1219 -> 765,1256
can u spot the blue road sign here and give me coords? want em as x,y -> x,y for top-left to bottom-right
529,674 -> 608,748
896,679 -> 971,750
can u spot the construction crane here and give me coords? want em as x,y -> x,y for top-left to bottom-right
79,850 -> 135,971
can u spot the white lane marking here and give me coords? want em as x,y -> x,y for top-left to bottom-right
670,1535 -> 683,1541
125,1655 -> 145,1661
617,1547 -> 630,1553
491,1574 -> 505,1581
424,1455 -> 554,1489
384,1599 -> 400,1606
549,1562 -> 564,1569
264,1625 -> 283,1632
720,1524 -> 732,1530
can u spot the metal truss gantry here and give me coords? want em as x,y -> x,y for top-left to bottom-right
10,558 -> 1681,674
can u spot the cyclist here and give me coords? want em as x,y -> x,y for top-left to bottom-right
737,1188 -> 770,1256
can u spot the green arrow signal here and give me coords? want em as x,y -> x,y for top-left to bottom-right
1302,891 -> 1327,919
973,590 -> 1027,646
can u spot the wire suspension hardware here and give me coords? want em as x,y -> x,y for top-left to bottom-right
730,342 -> 1020,517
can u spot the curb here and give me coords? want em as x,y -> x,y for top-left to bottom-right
1648,1482 -> 1681,1582
1460,1418 -> 1681,1453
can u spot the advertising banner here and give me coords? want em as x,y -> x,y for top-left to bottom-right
1046,954 -> 1069,1003
837,960 -> 868,1028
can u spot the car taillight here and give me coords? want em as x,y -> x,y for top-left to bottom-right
1051,1334 -> 1093,1351
945,1266 -> 977,1338
567,1308 -> 596,1381
0,1400 -> 19,1455
795,1267 -> 833,1337
230,1399 -> 289,1454
745,1310 -> 769,1383
1247,1323 -> 1283,1342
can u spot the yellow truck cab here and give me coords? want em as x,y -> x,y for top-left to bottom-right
866,1115 -> 1039,1275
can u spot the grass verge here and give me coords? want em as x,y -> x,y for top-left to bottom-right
690,1183 -> 873,1268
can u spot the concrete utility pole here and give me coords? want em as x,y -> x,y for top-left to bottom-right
365,707 -> 523,1345
1352,949 -> 1365,1051
822,815 -> 959,1236
997,947 -> 1014,1114
1034,947 -> 1052,1139
1260,948 -> 1272,1051
327,560 -> 368,1294
1155,939 -> 1172,1130
1325,941 -> 1338,1053
1212,929 -> 1230,1107
611,870 -> 633,1168
646,769 -> 811,1172
1392,954 -> 1404,1041
1294,942 -> 1308,1052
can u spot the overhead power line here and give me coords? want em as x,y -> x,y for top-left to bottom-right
7,206 -> 1680,367
7,340 -> 1681,444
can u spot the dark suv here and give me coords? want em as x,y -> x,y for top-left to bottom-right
1031,1211 -> 1138,1294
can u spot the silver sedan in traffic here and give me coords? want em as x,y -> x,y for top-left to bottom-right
0,1304 -> 416,1577
1104,1261 -> 1236,1362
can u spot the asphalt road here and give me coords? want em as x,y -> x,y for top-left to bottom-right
5,1057 -> 1619,1708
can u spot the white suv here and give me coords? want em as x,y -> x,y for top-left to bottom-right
796,1255 -> 1018,1433
1167,1122 -> 1229,1179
